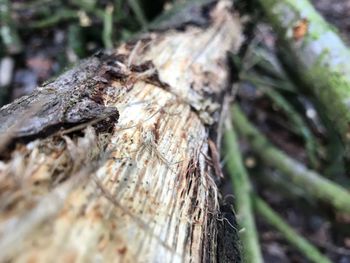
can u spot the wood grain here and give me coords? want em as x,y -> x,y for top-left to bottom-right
0,1 -> 242,262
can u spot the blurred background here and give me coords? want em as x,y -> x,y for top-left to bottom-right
0,0 -> 167,105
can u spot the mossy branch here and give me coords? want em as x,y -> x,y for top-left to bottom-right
240,72 -> 319,168
224,120 -> 263,263
253,196 -> 332,263
257,0 -> 350,155
28,10 -> 78,29
0,0 -> 22,54
232,105 -> 350,214
127,0 -> 148,28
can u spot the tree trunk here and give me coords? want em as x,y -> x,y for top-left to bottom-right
0,1 -> 243,262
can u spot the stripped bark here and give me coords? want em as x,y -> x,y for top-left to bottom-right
0,1 -> 243,262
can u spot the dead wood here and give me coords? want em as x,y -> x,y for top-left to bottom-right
0,1 -> 243,262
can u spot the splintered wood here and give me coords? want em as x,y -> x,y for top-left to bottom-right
0,1 -> 242,262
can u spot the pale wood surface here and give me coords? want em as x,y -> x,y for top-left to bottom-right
0,1 -> 242,262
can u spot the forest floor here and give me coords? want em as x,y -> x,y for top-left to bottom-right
224,0 -> 350,262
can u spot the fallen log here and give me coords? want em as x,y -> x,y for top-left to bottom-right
0,1 -> 243,262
